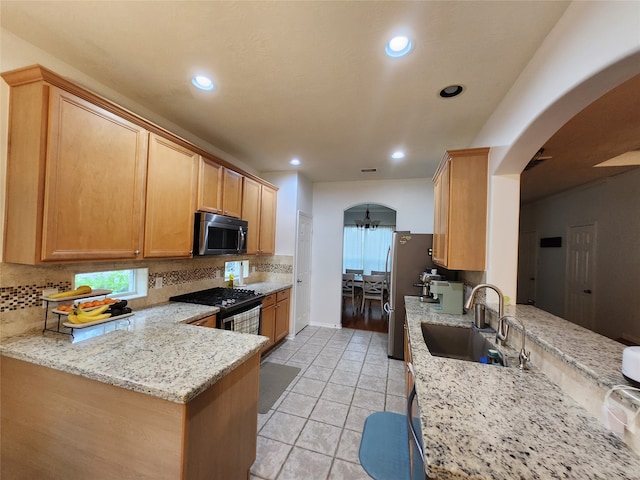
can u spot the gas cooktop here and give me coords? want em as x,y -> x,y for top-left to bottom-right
169,287 -> 264,313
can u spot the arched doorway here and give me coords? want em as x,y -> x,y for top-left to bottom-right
341,203 -> 396,332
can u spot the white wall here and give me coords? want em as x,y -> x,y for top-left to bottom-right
471,1 -> 640,301
520,168 -> 640,342
310,178 -> 433,328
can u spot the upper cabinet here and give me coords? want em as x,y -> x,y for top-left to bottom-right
197,156 -> 223,214
242,177 -> 277,255
2,79 -> 148,264
144,134 -> 198,258
221,168 -> 243,219
432,147 -> 489,271
1,65 -> 278,265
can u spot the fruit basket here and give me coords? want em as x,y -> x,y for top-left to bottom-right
62,312 -> 134,329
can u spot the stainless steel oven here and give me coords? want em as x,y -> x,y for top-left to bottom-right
193,212 -> 248,255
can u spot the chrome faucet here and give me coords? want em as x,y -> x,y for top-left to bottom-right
500,315 -> 531,370
464,283 -> 507,345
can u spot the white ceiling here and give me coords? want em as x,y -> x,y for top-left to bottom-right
1,0 -> 571,184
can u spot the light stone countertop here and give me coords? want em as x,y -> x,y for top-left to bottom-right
239,281 -> 293,295
405,296 -> 640,480
0,302 -> 268,404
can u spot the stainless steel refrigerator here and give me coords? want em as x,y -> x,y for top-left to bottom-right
385,232 -> 434,359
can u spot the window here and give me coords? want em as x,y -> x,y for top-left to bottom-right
343,226 -> 393,274
224,260 -> 249,282
74,268 -> 148,300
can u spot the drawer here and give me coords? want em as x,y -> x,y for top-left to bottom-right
262,294 -> 276,308
276,289 -> 290,302
188,314 -> 217,328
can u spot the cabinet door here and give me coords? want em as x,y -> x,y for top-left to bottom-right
404,320 -> 413,398
261,303 -> 276,352
188,314 -> 217,328
222,168 -> 243,218
42,88 -> 148,261
259,185 -> 277,255
274,289 -> 290,342
432,161 -> 450,267
241,177 -> 261,254
144,134 -> 198,258
197,157 -> 223,214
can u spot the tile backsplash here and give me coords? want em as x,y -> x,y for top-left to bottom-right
0,255 -> 293,339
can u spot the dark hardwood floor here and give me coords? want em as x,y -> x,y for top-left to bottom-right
341,297 -> 388,333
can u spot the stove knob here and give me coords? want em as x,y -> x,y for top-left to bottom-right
221,300 -> 228,306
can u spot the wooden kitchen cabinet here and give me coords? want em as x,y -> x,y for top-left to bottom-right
1,74 -> 148,264
144,134 -> 198,258
187,314 -> 217,328
1,353 -> 260,479
274,288 -> 290,342
260,288 -> 290,353
221,168 -> 243,218
260,293 -> 277,353
242,177 -> 277,255
432,147 -> 489,271
404,318 -> 413,398
196,156 -> 223,214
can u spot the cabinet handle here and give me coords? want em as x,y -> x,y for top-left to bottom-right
134,250 -> 140,255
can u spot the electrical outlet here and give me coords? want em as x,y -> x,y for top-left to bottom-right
42,288 -> 58,307
155,277 -> 163,289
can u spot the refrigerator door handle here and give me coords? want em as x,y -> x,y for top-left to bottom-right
383,302 -> 392,315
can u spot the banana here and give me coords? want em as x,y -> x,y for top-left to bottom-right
48,285 -> 92,299
67,312 -> 112,324
77,305 -> 109,317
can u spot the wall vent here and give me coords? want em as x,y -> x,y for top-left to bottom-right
361,168 -> 377,173
524,148 -> 552,171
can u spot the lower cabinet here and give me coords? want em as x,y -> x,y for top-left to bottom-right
261,288 -> 291,354
404,318 -> 413,398
187,314 -> 217,328
1,353 -> 260,479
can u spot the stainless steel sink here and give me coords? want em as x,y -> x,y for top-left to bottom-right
421,323 -> 504,365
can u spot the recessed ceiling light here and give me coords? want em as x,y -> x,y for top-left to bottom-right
391,151 -> 405,160
439,85 -> 463,98
192,75 -> 214,91
385,35 -> 412,58
290,158 -> 301,166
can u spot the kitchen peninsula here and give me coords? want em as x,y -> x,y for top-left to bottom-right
405,296 -> 640,479
1,302 -> 268,479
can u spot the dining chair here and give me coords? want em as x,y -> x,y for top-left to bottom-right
361,274 -> 386,316
342,273 -> 360,314
370,270 -> 386,276
346,268 -> 364,275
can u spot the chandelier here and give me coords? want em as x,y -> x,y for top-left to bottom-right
355,205 -> 380,230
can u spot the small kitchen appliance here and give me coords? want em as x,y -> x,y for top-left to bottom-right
430,281 -> 464,314
622,346 -> 640,386
193,212 -> 248,256
418,271 -> 442,302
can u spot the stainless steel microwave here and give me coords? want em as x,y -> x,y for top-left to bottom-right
193,212 -> 248,255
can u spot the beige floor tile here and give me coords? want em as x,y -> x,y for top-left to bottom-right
312,354 -> 340,369
346,342 -> 368,352
321,382 -> 355,405
303,365 -> 334,382
357,373 -> 387,393
329,459 -> 371,479
277,446 -> 333,480
334,359 -> 363,373
277,391 -> 318,418
291,376 -> 326,397
335,428 -> 363,464
309,399 -> 349,427
387,378 -> 405,397
345,405 -> 376,432
257,410 -> 273,432
385,394 -> 406,414
251,436 -> 292,479
296,419 -> 342,456
329,368 -> 359,387
341,349 -> 366,361
260,411 -> 307,445
361,361 -> 388,378
352,388 -> 386,411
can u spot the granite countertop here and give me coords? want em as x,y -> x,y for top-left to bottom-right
240,281 -> 293,295
0,302 -> 268,404
404,296 -> 640,480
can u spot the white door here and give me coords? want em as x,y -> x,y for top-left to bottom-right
565,224 -> 596,329
294,212 -> 312,333
517,231 -> 537,305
